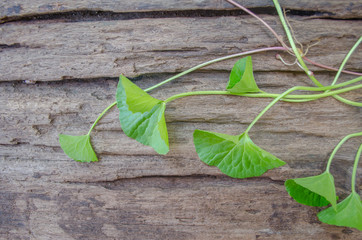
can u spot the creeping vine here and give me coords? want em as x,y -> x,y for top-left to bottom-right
59,0 -> 362,231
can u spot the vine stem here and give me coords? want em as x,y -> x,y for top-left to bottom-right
143,47 -> 286,92
324,37 -> 362,107
325,132 -> 362,173
227,0 -> 362,76
163,91 -> 315,103
243,83 -> 361,134
226,0 -> 362,105
351,144 -> 362,193
86,46 -> 285,135
303,56 -> 362,76
88,77 -> 360,136
161,82 -> 361,135
87,101 -> 117,135
331,37 -> 362,87
272,0 -> 322,87
163,78 -> 361,104
225,0 -> 289,50
272,0 -> 362,107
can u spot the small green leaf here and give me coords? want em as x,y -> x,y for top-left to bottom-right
59,134 -> 98,162
193,129 -> 285,178
116,75 -> 169,154
285,172 -> 337,208
318,192 -> 362,231
226,56 -> 260,93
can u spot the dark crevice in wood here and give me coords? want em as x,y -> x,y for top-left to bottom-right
267,130 -> 332,139
0,8 -> 334,24
62,174 -> 286,188
309,16 -> 362,21
0,76 -> 120,84
0,43 -> 22,49
0,69 -> 342,84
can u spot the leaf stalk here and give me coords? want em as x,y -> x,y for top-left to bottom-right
325,132 -> 362,173
164,77 -> 362,104
351,144 -> 362,193
244,83 -> 362,134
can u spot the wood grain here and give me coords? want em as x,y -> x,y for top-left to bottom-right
1,1 -> 362,239
1,0 -> 361,19
1,177 -> 361,240
0,16 -> 361,82
1,73 -> 361,186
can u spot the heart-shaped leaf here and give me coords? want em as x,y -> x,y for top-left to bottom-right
193,130 -> 285,178
116,75 -> 169,154
59,134 -> 98,162
285,172 -> 337,208
226,56 -> 260,93
317,192 -> 362,231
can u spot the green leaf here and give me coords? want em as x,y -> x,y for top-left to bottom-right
285,172 -> 337,208
226,56 -> 260,93
116,75 -> 169,154
318,192 -> 362,231
193,129 -> 285,178
59,134 -> 98,162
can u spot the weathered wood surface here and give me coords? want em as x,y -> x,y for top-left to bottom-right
1,73 -> 361,182
1,0 -> 362,239
1,0 -> 361,19
0,16 -> 361,82
2,177 -> 361,240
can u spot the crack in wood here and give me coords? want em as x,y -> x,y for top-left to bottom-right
0,8 -> 335,24
62,174 -> 286,188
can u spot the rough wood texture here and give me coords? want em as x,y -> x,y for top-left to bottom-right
1,0 -> 361,19
0,16 -> 361,82
2,177 -> 362,240
1,1 -> 362,239
1,73 -> 361,182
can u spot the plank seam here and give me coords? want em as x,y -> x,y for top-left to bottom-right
0,8 -> 337,24
62,174 -> 286,186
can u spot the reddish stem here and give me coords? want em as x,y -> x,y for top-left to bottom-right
225,0 -> 362,77
225,0 -> 288,50
303,56 -> 362,76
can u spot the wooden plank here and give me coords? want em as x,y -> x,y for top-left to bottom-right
1,1 -> 362,238
1,177 -> 361,240
0,16 -> 361,82
0,0 -> 361,19
1,72 -> 361,188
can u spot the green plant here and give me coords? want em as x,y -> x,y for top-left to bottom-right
59,0 -> 361,230
317,143 -> 362,230
285,132 -> 362,230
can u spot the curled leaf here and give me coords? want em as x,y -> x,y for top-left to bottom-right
285,172 -> 337,208
226,56 -> 260,93
318,192 -> 362,231
193,130 -> 285,178
59,134 -> 98,162
116,75 -> 169,154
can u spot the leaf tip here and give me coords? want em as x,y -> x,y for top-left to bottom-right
284,175 -> 334,207
116,76 -> 169,155
226,56 -> 260,94
59,134 -> 98,163
317,192 -> 362,231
